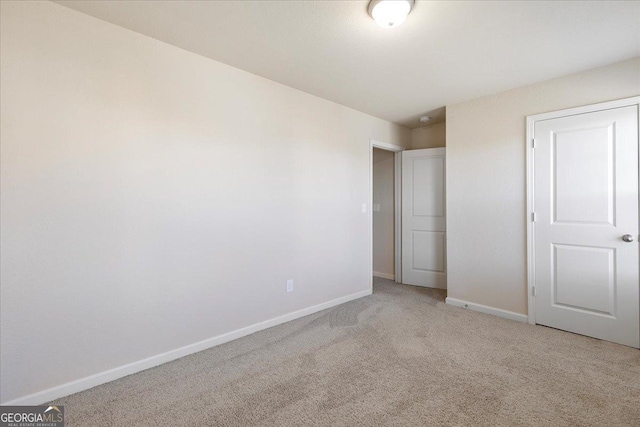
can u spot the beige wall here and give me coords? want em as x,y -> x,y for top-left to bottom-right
372,148 -> 395,278
411,122 -> 446,149
0,1 -> 411,403
446,57 -> 640,315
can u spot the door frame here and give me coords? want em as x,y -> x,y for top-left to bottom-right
525,96 -> 640,325
370,139 -> 404,288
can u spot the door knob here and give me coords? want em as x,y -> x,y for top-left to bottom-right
622,234 -> 634,242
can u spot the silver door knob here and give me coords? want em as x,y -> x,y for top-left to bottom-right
622,234 -> 634,242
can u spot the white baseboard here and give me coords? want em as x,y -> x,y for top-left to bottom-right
2,289 -> 372,406
373,271 -> 395,280
445,297 -> 528,323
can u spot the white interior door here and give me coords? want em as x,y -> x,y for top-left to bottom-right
533,104 -> 639,348
402,148 -> 446,289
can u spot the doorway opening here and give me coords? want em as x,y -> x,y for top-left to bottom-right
369,140 -> 403,290
372,147 -> 396,281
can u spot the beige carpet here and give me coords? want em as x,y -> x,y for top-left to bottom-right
51,277 -> 640,426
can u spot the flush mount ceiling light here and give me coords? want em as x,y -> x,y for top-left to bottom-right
419,116 -> 431,123
368,0 -> 415,28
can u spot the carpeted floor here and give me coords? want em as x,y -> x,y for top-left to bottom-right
51,277 -> 640,426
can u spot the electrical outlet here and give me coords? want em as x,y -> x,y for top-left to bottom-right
286,279 -> 294,293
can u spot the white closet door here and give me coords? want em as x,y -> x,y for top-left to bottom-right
533,105 -> 639,348
402,148 -> 446,289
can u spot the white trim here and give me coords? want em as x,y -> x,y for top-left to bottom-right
526,96 -> 640,325
370,139 -> 404,152
394,152 -> 402,284
445,297 -> 528,323
369,139 -> 404,289
373,271 -> 395,280
526,113 -> 536,325
1,289 -> 372,406
526,96 -> 640,123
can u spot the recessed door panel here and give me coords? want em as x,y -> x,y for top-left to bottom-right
412,231 -> 445,273
412,157 -> 445,218
552,244 -> 615,316
553,125 -> 614,225
533,104 -> 639,348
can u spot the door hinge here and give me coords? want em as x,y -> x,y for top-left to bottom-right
532,138 -> 537,148
531,212 -> 536,222
532,286 -> 537,297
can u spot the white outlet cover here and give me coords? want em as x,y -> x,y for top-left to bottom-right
286,279 -> 294,292
361,203 -> 367,213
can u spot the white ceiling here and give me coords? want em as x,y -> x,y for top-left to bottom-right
55,0 -> 640,128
